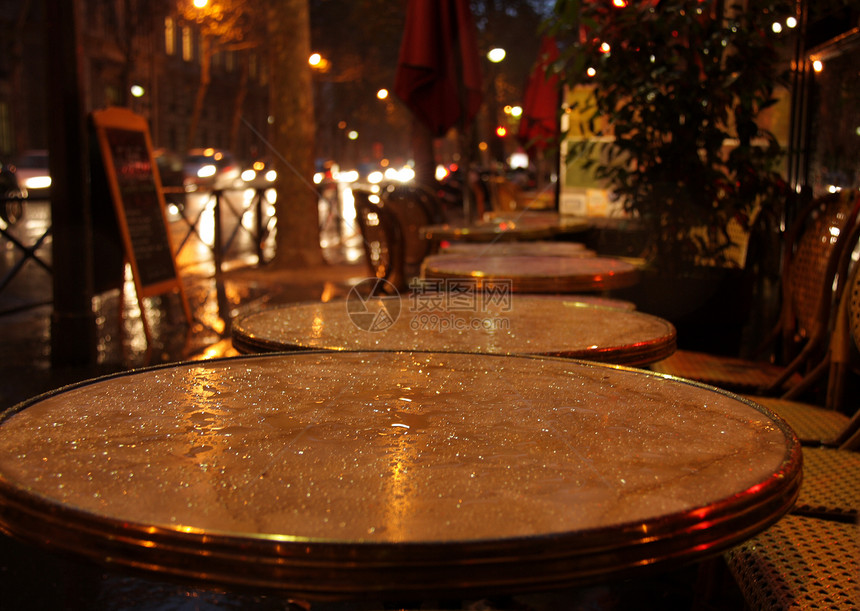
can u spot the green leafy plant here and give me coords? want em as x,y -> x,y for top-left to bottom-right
549,0 -> 793,272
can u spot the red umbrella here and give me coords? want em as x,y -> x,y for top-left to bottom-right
517,36 -> 561,154
394,0 -> 483,138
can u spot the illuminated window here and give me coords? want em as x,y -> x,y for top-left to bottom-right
226,51 -> 234,72
182,27 -> 193,62
164,17 -> 175,55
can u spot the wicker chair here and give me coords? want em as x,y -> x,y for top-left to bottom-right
353,189 -> 405,294
792,446 -> 860,522
724,514 -> 859,611
724,240 -> 860,607
651,191 -> 860,395
747,218 -> 860,445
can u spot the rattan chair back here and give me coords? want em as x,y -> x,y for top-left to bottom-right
782,191 -> 860,355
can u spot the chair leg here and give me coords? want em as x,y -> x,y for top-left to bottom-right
780,354 -> 829,402
762,339 -> 821,395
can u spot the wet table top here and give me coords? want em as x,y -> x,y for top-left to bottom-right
421,254 -> 640,293
0,351 -> 800,601
422,213 -> 590,243
231,296 -> 676,366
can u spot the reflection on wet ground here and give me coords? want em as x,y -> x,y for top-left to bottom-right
0,196 -> 366,411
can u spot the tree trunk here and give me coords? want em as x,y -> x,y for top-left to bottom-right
266,0 -> 324,268
229,54 -> 249,153
187,35 -> 211,150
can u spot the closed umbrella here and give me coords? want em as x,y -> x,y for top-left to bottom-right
394,0 -> 483,220
517,36 -> 561,156
394,0 -> 483,137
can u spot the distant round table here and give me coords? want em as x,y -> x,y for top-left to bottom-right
0,351 -> 800,602
422,213 -> 590,243
439,241 -> 595,258
231,296 -> 676,366
421,254 -> 640,293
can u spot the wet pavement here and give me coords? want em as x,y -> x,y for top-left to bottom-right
0,195 -> 368,412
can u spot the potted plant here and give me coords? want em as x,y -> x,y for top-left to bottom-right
548,0 -> 793,273
547,0 -> 794,351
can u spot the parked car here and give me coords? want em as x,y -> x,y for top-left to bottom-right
183,148 -> 240,192
13,149 -> 50,200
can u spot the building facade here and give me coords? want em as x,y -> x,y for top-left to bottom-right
0,1 -> 270,164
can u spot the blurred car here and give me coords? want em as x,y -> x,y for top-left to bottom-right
153,148 -> 186,191
240,159 -> 278,189
13,149 -> 50,200
0,163 -> 25,224
183,148 -> 241,191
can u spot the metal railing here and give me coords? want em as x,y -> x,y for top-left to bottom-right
0,186 -> 276,316
170,186 -> 276,274
0,195 -> 52,315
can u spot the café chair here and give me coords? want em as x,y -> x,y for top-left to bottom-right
353,189 -> 406,293
382,182 -> 447,224
748,218 -> 860,445
651,190 -> 860,395
754,396 -> 853,445
791,446 -> 860,522
724,514 -> 859,611
381,183 -> 441,282
724,245 -> 860,607
728,425 -> 860,607
487,175 -> 523,212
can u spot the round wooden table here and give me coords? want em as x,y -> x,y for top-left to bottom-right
421,254 -> 640,293
422,213 -> 590,243
231,296 -> 675,366
0,351 -> 800,602
439,241 -> 595,258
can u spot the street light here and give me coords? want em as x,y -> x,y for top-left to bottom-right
309,53 -> 330,72
487,48 -> 506,63
486,47 -> 507,164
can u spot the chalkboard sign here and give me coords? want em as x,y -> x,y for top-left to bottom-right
102,127 -> 177,287
91,107 -> 191,341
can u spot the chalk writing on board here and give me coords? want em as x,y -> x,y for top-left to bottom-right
104,127 -> 177,288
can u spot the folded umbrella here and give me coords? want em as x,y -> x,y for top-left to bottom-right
518,36 -> 561,154
394,0 -> 483,138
